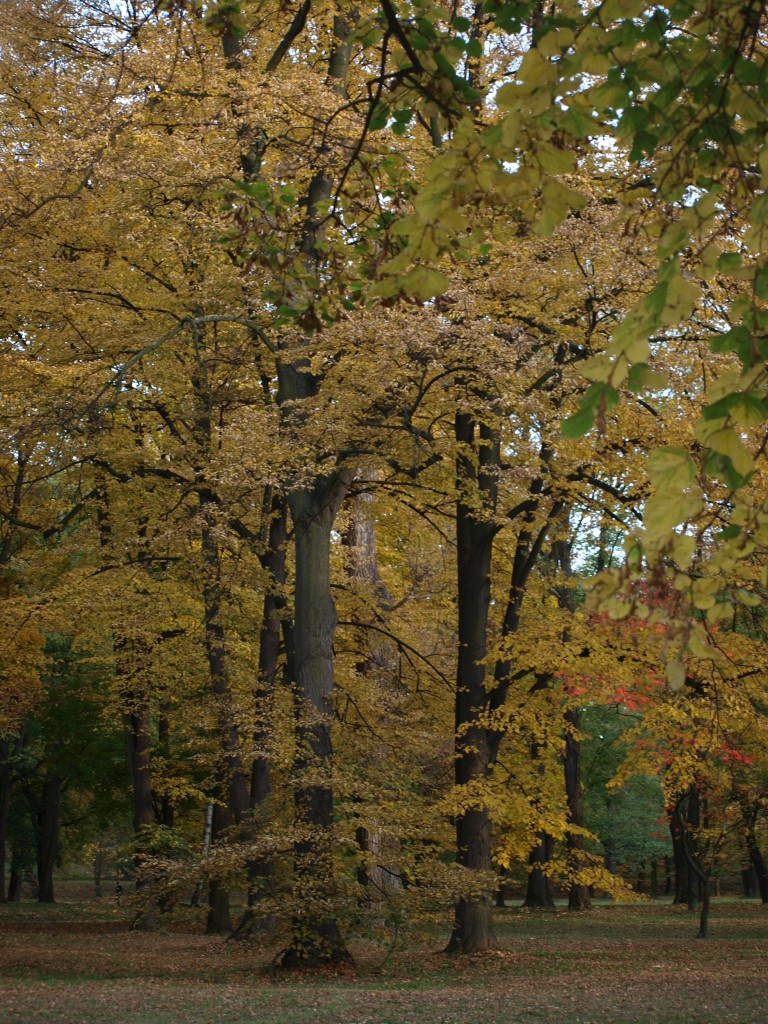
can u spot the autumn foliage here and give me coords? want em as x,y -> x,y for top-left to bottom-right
1,0 -> 768,960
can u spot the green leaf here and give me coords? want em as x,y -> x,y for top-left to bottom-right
400,265 -> 451,301
716,251 -> 741,272
658,274 -> 699,325
710,323 -> 748,354
657,221 -> 690,260
369,103 -> 390,131
561,106 -> 596,137
627,363 -> 668,394
561,406 -> 595,438
696,420 -> 755,478
536,141 -> 576,175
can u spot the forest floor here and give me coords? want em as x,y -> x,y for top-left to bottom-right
1,886 -> 767,1024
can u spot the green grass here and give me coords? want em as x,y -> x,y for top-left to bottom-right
2,896 -> 767,1023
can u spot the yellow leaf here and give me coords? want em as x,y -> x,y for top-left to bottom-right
647,447 -> 696,489
666,658 -> 686,691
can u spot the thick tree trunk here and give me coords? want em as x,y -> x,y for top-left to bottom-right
206,802 -> 234,934
446,413 -> 498,954
7,866 -> 22,902
281,477 -> 351,966
749,846 -> 768,904
35,773 -> 60,903
677,791 -> 708,937
523,832 -> 555,909
741,800 -> 768,903
685,787 -> 701,912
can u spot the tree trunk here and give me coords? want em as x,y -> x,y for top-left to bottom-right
281,476 -> 351,966
446,413 -> 498,954
190,802 -> 214,908
669,801 -> 689,906
741,800 -> 768,904
685,787 -> 701,912
198,493 -> 251,935
124,697 -> 157,931
158,711 -> 174,830
35,773 -> 60,903
550,536 -> 590,912
97,485 -> 158,930
205,800 -> 234,934
232,493 -> 288,939
342,476 -> 402,918
0,738 -> 13,903
749,846 -> 768,904
93,848 -> 104,898
650,859 -> 659,898
677,791 -> 708,938
7,866 -> 22,902
523,831 -> 556,909
564,708 -> 590,911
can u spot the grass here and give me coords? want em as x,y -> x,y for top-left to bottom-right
1,887 -> 767,1023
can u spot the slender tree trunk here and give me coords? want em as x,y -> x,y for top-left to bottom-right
94,849 -> 104,898
124,695 -> 157,931
0,738 -> 13,903
564,708 -> 590,910
158,710 -> 173,830
677,792 -> 708,938
650,859 -> 659,898
96,484 -> 158,930
669,800 -> 689,906
553,537 -> 590,911
231,494 -> 288,938
342,475 -> 401,916
199,497 -> 251,934
191,802 -> 214,908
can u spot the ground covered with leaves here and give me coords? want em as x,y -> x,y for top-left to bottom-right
1,889 -> 766,1024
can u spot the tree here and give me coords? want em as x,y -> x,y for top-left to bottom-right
374,0 -> 768,655
4,0 -> 768,961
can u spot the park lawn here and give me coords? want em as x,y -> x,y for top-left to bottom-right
1,897 -> 766,1024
